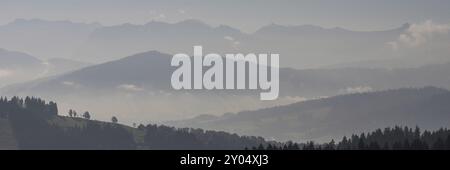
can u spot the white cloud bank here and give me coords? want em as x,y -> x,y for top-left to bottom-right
339,86 -> 373,94
388,20 -> 450,50
62,81 -> 82,88
117,84 -> 144,92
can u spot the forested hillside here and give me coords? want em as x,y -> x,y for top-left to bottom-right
2,96 -> 450,150
170,87 -> 450,142
271,126 -> 450,150
0,96 -> 270,149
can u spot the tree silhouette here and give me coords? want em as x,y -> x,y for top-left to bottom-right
137,124 -> 145,130
68,109 -> 73,117
83,111 -> 91,120
111,116 -> 118,123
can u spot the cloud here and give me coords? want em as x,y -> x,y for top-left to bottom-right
117,84 -> 144,92
388,20 -> 450,49
155,14 -> 166,20
339,86 -> 373,94
62,81 -> 82,88
224,36 -> 234,41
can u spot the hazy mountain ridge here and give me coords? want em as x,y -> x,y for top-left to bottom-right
167,87 -> 450,142
0,48 -> 42,67
42,58 -> 92,76
3,49 -> 450,123
0,48 -> 91,88
0,50 -> 301,122
279,62 -> 450,97
78,19 -> 250,62
5,49 -> 450,97
1,51 -> 172,95
1,19 -> 449,125
0,19 -> 101,61
80,20 -> 418,68
3,18 -> 445,69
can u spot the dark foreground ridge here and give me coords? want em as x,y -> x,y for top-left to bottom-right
1,96 -> 450,169
0,96 -> 278,149
2,96 -> 450,150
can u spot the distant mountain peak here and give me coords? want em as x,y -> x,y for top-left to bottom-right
136,50 -> 167,57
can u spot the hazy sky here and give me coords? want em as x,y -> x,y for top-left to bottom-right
1,0 -> 450,32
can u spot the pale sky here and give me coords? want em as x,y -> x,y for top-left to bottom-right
1,0 -> 450,32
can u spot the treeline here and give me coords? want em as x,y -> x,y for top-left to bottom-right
0,96 -> 269,149
0,96 -> 57,118
0,96 -> 136,149
256,126 -> 450,150
331,126 -> 450,150
142,124 -> 267,149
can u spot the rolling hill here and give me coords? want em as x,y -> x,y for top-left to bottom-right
0,48 -> 91,87
0,96 -> 271,150
168,87 -> 450,142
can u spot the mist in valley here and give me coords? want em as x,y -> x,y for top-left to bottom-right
1,0 -> 450,143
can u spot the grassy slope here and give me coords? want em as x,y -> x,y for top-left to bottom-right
2,115 -> 269,149
48,116 -> 146,145
0,115 -> 145,149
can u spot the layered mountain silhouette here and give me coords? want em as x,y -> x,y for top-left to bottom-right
0,19 -> 100,61
0,48 -> 90,87
1,17 -> 450,150
3,49 -> 450,122
0,96 -> 271,150
79,20 -> 416,68
5,49 -> 450,96
2,19 -> 447,69
168,87 -> 450,142
0,51 -> 298,122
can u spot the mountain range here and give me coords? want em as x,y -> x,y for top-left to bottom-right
2,19 -> 449,138
2,19 -> 449,69
0,48 -> 90,87
168,87 -> 450,142
2,50 -> 450,124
